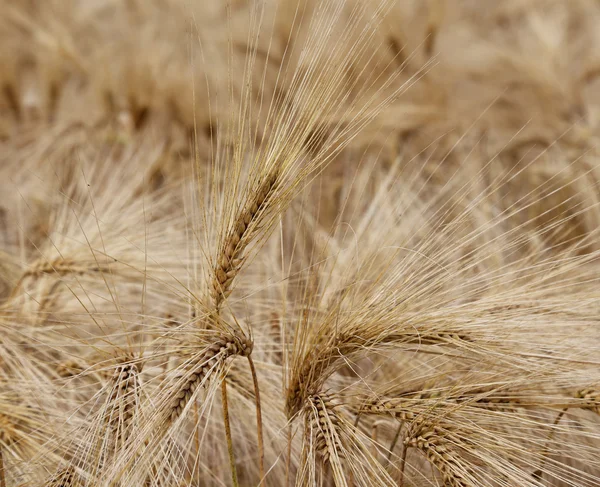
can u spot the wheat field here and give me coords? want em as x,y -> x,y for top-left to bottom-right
1,0 -> 600,486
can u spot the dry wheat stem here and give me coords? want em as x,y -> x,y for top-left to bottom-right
387,423 -> 403,463
247,355 -> 266,485
397,438 -> 408,487
221,377 -> 239,487
0,447 -> 5,487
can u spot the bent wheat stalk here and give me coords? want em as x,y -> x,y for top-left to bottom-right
221,375 -> 239,487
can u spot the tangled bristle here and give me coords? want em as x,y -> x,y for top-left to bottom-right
45,467 -> 76,487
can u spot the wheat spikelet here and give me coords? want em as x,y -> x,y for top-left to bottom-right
169,335 -> 253,423
359,397 -> 431,423
306,394 -> 346,465
405,423 -> 473,487
106,360 -> 141,453
212,172 -> 279,310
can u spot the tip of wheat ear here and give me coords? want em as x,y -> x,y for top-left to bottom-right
212,173 -> 278,307
169,336 -> 253,422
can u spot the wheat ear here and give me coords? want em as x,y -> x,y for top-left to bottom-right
307,394 -> 345,465
169,335 -> 252,423
106,361 -> 140,453
211,172 -> 278,310
114,337 -> 251,486
405,424 -> 472,487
